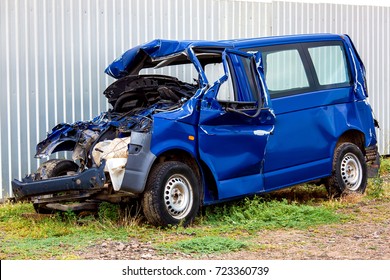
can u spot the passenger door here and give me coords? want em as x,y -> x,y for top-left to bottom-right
198,50 -> 275,201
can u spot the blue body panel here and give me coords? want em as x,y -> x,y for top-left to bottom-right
198,109 -> 274,200
261,87 -> 354,189
150,116 -> 199,159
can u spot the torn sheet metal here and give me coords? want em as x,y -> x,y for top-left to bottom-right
105,39 -> 233,80
105,39 -> 194,79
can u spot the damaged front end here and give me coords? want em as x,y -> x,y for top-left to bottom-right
12,74 -> 198,212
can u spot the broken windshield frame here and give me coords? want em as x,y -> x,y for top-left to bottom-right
202,49 -> 264,118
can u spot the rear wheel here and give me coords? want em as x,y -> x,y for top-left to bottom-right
326,143 -> 367,197
33,159 -> 79,213
142,161 -> 200,227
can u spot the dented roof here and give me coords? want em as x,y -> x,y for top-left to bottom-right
105,34 -> 344,79
105,39 -> 194,79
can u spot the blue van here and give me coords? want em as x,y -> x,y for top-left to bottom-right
12,34 -> 380,226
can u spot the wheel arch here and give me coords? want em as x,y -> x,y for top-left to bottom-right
335,129 -> 365,154
325,129 -> 366,180
152,149 -> 203,199
153,149 -> 200,176
151,149 -> 219,205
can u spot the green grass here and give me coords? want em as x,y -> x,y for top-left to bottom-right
160,236 -> 249,255
379,156 -> 390,174
0,197 -> 344,258
363,156 -> 390,200
0,202 -> 144,259
203,197 -> 344,232
1,158 -> 389,259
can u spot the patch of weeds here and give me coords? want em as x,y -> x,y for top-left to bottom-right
161,236 -> 248,255
366,177 -> 385,199
1,233 -> 108,260
379,157 -> 390,175
98,202 -> 120,223
119,202 -> 144,226
76,213 -> 98,225
0,202 -> 33,222
1,237 -> 72,259
96,202 -> 144,227
203,196 -> 343,232
364,157 -> 390,199
61,210 -> 78,223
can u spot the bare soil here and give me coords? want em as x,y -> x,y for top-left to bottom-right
77,200 -> 390,260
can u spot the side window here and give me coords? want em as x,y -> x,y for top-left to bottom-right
263,49 -> 309,94
308,45 -> 350,86
217,73 -> 235,101
204,62 -> 234,101
244,41 -> 351,98
204,55 -> 260,103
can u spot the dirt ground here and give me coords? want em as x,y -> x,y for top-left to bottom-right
77,200 -> 390,260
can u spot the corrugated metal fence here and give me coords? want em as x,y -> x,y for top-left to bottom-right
0,0 -> 388,198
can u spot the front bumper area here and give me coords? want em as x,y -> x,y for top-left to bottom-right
12,163 -> 106,200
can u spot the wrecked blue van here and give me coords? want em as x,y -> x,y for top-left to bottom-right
12,34 -> 380,226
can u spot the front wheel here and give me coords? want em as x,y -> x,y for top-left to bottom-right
33,159 -> 79,214
142,161 -> 200,227
326,142 -> 367,197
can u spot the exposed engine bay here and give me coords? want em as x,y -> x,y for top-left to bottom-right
36,75 -> 198,166
12,75 -> 198,212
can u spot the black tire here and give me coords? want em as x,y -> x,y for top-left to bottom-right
33,159 -> 79,214
36,159 -> 79,178
326,142 -> 367,197
142,161 -> 200,227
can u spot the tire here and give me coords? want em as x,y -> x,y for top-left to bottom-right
142,161 -> 200,227
33,159 -> 79,214
36,159 -> 79,178
326,143 -> 367,197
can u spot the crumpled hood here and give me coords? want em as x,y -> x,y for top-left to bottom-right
105,39 -> 194,79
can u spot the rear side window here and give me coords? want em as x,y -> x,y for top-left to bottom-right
308,45 -> 349,86
244,41 -> 351,98
264,49 -> 309,92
